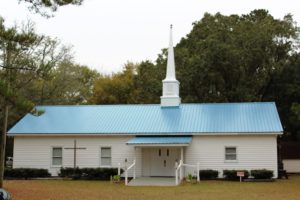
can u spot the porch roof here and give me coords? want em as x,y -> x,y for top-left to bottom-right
126,136 -> 192,146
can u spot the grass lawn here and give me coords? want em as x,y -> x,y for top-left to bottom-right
4,175 -> 300,200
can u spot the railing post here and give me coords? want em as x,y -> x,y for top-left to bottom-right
118,163 -> 121,176
133,160 -> 136,179
125,169 -> 128,185
179,160 -> 183,181
175,168 -> 178,185
175,161 -> 178,185
197,162 -> 200,182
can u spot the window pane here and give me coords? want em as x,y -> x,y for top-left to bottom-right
101,148 -> 111,157
53,148 -> 62,157
225,147 -> 236,154
101,157 -> 111,166
225,154 -> 237,160
52,157 -> 62,165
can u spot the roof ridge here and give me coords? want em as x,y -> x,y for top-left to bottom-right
35,102 -> 276,107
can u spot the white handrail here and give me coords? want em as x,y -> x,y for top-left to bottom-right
125,160 -> 136,185
175,160 -> 183,185
175,160 -> 200,185
182,163 -> 196,168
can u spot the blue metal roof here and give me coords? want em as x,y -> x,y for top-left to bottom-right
127,136 -> 192,145
8,102 -> 283,135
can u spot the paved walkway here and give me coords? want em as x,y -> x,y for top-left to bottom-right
128,177 -> 176,186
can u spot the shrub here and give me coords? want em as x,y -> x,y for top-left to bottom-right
59,167 -> 123,180
112,175 -> 121,182
250,169 -> 273,179
186,173 -> 193,182
59,167 -> 81,178
199,169 -> 219,180
223,170 -> 249,180
4,168 -> 50,179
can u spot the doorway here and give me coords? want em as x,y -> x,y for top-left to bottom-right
142,148 -> 180,177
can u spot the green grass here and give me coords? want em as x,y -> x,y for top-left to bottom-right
4,175 -> 300,200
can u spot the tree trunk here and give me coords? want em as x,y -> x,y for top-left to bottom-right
0,104 -> 8,188
0,43 -> 11,188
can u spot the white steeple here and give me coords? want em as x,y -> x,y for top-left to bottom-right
160,25 -> 181,107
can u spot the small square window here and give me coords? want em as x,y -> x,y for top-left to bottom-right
225,147 -> 237,161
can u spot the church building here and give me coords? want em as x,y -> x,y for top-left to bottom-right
8,26 -> 283,185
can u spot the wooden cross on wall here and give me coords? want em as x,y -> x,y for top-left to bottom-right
64,140 -> 86,170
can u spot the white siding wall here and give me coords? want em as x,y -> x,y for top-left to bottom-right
283,159 -> 300,173
13,136 -> 141,176
13,135 -> 278,178
184,135 -> 278,178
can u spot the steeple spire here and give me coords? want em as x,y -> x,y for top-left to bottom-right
160,25 -> 181,107
165,24 -> 176,80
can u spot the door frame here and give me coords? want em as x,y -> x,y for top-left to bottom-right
142,147 -> 183,177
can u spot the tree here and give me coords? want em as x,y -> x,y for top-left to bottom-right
291,103 -> 300,121
158,9 -> 299,103
0,19 -> 39,187
90,62 -> 136,104
0,17 -> 71,187
26,60 -> 100,105
19,0 -> 84,17
264,53 -> 300,139
133,60 -> 164,104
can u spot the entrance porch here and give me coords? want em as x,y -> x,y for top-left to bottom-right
124,136 -> 195,186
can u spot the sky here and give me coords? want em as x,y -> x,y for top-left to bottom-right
0,0 -> 299,74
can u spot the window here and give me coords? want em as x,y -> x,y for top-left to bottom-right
159,149 -> 161,156
101,147 -> 111,166
167,149 -> 169,157
52,147 -> 62,166
225,147 -> 237,161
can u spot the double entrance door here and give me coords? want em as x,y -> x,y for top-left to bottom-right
142,148 -> 180,177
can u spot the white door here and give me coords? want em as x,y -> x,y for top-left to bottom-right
150,148 -> 180,177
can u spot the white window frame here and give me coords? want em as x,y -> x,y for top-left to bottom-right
224,146 -> 238,163
100,146 -> 112,167
51,146 -> 63,167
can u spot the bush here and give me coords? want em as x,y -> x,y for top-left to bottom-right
59,167 -> 81,178
223,170 -> 249,180
59,167 -> 123,180
199,169 -> 219,180
4,168 -> 50,179
250,169 -> 273,179
186,173 -> 194,182
112,175 -> 121,182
